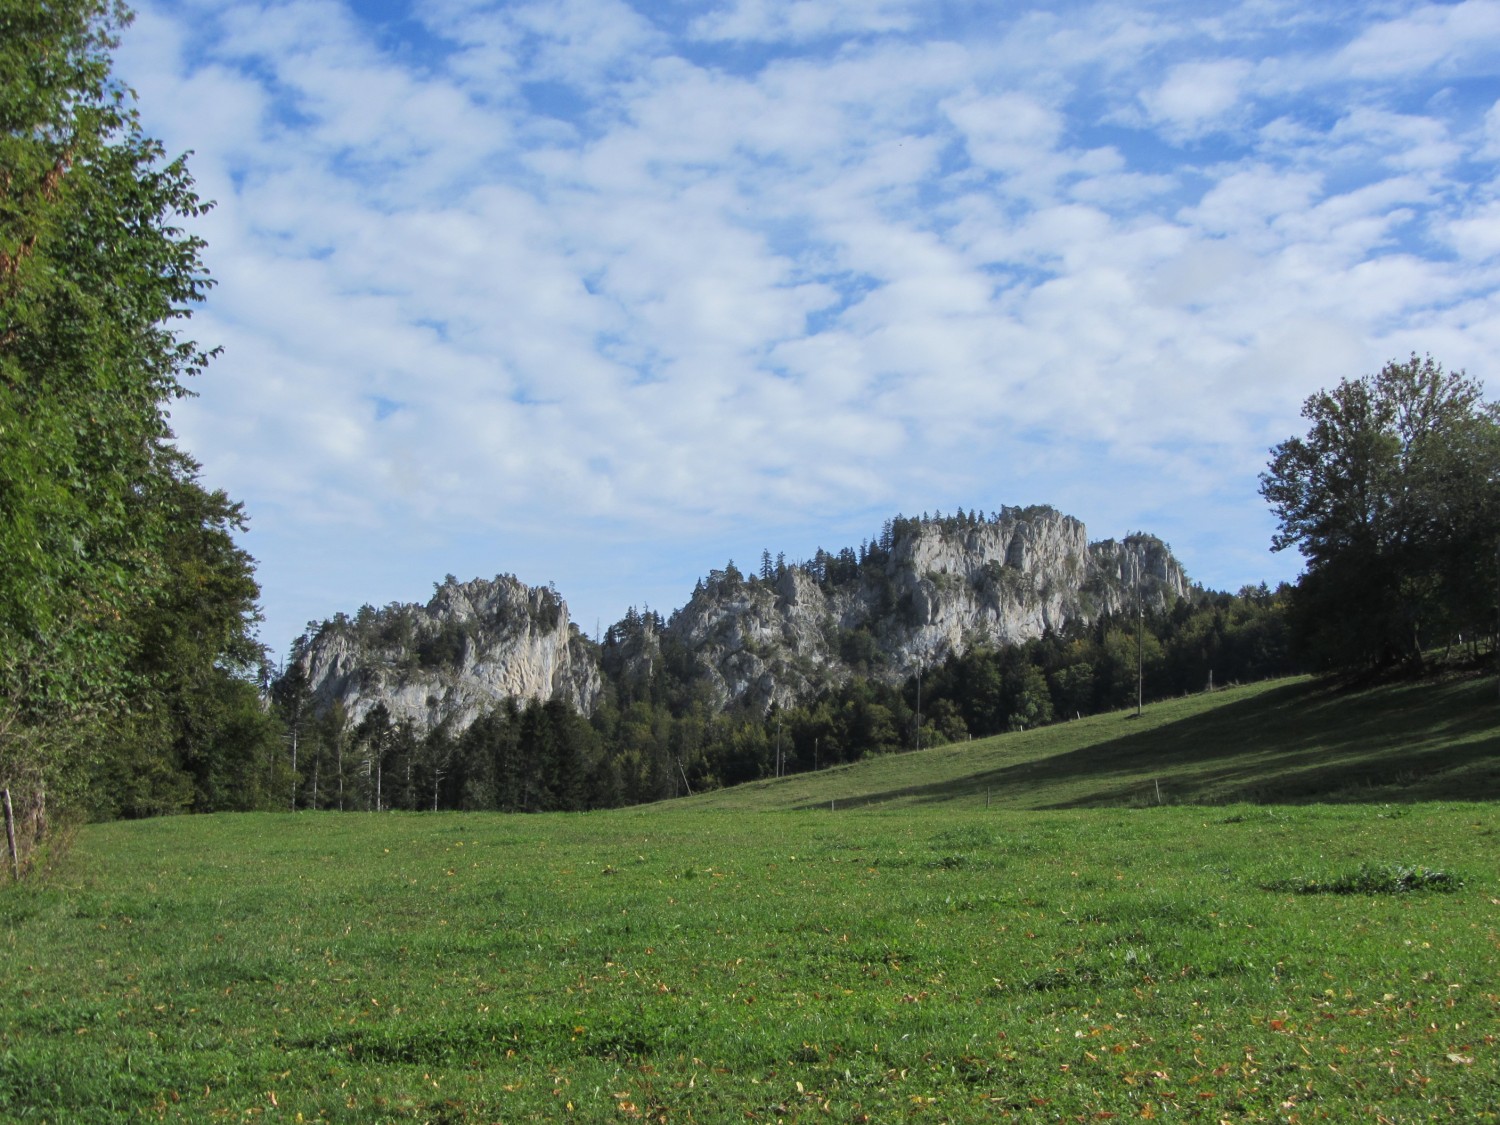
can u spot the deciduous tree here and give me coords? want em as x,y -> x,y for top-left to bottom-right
2,0 -> 220,837
1260,355 -> 1500,670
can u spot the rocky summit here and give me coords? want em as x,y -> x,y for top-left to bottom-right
291,507 -> 1187,732
293,574 -> 601,733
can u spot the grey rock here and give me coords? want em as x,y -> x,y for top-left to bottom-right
295,574 -> 600,733
290,508 -> 1187,731
664,507 -> 1186,712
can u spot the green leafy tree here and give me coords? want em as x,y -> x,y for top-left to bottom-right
271,649 -> 315,810
353,704 -> 394,811
2,0 -> 220,832
1002,659 -> 1053,732
1260,355 -> 1500,670
91,454 -> 270,817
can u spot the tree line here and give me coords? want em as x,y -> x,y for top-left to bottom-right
249,582 -> 1294,814
1261,354 -> 1500,673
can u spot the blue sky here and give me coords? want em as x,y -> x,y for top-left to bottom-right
115,0 -> 1500,658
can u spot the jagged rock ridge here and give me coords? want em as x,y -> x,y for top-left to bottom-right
292,507 -> 1187,731
294,574 -> 600,732
641,507 -> 1186,712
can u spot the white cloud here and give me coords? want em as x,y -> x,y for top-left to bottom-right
1181,166 -> 1324,242
1442,200 -> 1500,260
689,0 -> 918,43
1331,0 -> 1500,79
1142,59 -> 1254,138
1325,107 -> 1463,173
1484,99 -> 1500,157
507,0 -> 662,88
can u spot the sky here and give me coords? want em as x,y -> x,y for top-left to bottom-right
113,0 -> 1500,661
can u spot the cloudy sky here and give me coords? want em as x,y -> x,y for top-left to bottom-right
116,0 -> 1500,658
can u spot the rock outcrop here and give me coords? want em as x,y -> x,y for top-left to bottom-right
294,575 -> 601,732
288,507 -> 1188,729
661,507 -> 1186,712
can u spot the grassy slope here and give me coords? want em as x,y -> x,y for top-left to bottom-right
677,673 -> 1500,812
1,673 -> 1498,1122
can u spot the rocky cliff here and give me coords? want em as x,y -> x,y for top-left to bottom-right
658,507 -> 1187,712
289,508 -> 1188,730
294,574 -> 601,732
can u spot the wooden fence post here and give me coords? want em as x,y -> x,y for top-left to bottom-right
3,789 -> 18,881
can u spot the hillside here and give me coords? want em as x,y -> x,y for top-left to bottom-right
670,672 -> 1500,811
7,672 -> 1498,1121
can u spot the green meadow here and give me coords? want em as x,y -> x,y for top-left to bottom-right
681,675 -> 1500,812
3,676 -> 1498,1123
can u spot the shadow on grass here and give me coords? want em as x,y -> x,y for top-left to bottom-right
799,676 -> 1500,810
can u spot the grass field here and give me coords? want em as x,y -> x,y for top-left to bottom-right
679,675 -> 1500,812
3,676 -> 1498,1122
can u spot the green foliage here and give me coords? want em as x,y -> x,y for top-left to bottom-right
1,1 -> 268,834
440,697 -> 607,812
416,618 -> 467,669
88,455 -> 270,818
1,1 -> 212,701
836,625 -> 879,671
1003,660 -> 1053,731
1261,354 -> 1500,671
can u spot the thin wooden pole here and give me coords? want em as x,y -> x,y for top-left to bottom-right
3,789 -> 19,881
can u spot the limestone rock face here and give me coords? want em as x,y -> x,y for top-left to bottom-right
295,575 -> 601,733
287,508 -> 1189,729
663,508 -> 1188,712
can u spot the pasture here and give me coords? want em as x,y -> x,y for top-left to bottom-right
3,675 -> 1498,1121
2,801 -> 1496,1121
